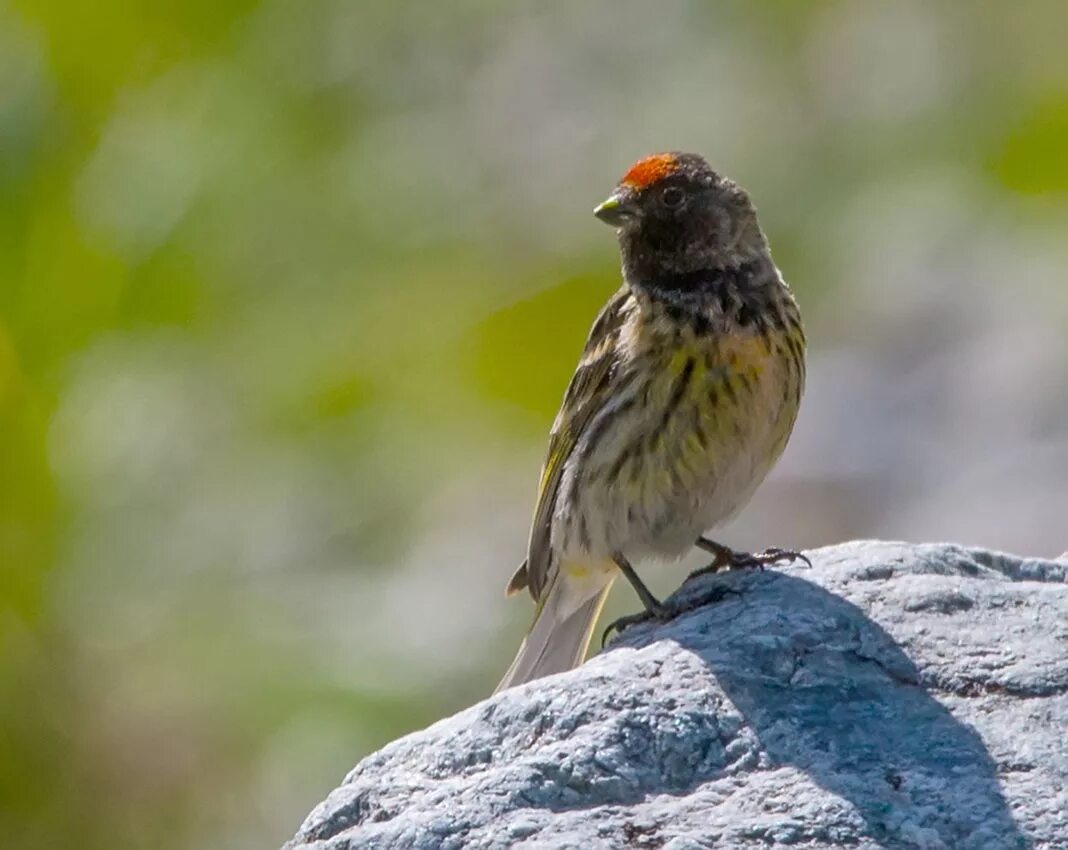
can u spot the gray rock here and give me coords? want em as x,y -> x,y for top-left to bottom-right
286,541 -> 1068,849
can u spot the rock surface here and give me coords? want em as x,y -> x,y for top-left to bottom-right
286,541 -> 1068,849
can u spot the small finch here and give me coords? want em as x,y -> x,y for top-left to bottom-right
495,152 -> 806,693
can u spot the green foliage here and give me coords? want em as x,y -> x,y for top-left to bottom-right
993,96 -> 1068,194
470,270 -> 617,421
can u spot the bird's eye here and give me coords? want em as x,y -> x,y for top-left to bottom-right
661,186 -> 685,208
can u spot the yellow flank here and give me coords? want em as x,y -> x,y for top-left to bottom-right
563,558 -> 615,580
719,334 -> 771,375
565,562 -> 589,579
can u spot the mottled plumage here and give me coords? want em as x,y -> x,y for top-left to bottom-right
496,153 -> 805,693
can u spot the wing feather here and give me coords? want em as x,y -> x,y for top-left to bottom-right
520,287 -> 633,600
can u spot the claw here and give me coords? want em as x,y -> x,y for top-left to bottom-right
756,547 -> 812,569
601,584 -> 739,647
687,544 -> 811,583
601,609 -> 657,647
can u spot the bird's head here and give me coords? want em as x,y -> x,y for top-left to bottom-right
594,152 -> 767,277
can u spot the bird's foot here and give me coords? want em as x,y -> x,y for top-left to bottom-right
690,539 -> 811,582
601,602 -> 672,648
601,584 -> 738,647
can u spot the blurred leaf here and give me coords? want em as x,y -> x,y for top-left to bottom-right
467,270 -> 617,423
991,96 -> 1068,194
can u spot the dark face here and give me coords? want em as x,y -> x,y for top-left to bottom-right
594,152 -> 764,277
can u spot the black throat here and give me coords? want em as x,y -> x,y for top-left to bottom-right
629,261 -> 774,333
637,262 -> 761,300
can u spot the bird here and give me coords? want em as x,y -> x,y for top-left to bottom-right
494,152 -> 806,693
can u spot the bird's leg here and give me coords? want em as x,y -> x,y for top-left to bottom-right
690,537 -> 811,581
614,552 -> 668,616
601,553 -> 671,646
693,537 -> 735,571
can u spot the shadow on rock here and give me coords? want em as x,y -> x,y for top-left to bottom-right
613,570 -> 1031,849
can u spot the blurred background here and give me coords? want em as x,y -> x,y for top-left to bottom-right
1,0 -> 1067,847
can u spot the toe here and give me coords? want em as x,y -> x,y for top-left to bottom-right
601,612 -> 652,646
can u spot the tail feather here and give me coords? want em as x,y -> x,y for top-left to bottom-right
505,559 -> 529,597
493,575 -> 613,694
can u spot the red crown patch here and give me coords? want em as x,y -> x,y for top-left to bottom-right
620,153 -> 679,189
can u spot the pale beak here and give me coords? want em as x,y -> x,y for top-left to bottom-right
593,190 -> 638,226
